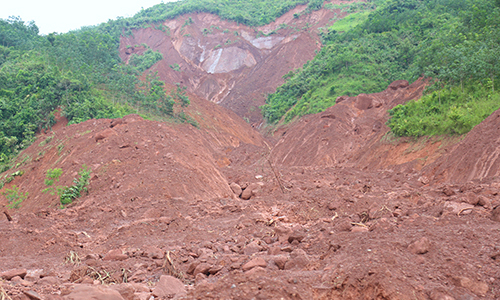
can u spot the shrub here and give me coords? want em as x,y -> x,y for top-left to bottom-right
3,185 -> 28,209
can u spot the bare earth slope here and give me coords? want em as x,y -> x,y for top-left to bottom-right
119,1 -> 357,125
1,78 -> 500,299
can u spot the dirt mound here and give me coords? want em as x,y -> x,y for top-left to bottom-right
425,107 -> 500,183
269,79 -> 431,170
119,1 -> 356,124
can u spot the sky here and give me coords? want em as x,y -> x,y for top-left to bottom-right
1,0 -> 178,35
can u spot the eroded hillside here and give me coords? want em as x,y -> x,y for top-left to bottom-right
119,1 -> 357,125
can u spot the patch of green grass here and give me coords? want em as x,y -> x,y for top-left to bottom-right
329,11 -> 371,32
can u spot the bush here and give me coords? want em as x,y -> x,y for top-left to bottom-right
3,185 -> 28,209
59,165 -> 91,206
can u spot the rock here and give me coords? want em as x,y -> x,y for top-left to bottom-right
408,237 -> 431,254
38,276 -> 60,286
273,256 -> 288,270
1,269 -> 27,280
103,249 -> 128,261
429,289 -> 456,300
492,206 -> 500,222
418,176 -> 430,185
23,290 -> 42,300
63,285 -> 125,300
336,96 -> 348,104
94,128 -> 117,142
187,262 -> 200,275
109,284 -> 135,300
453,276 -> 489,296
193,263 -> 211,276
442,186 -> 455,196
285,249 -> 310,270
388,80 -> 409,90
144,246 -> 164,259
351,226 -> 369,233
444,202 -> 474,215
241,183 -> 259,200
152,275 -> 186,299
242,257 -> 267,271
110,118 -> 124,128
288,230 -> 306,243
243,240 -> 263,255
230,182 -> 242,197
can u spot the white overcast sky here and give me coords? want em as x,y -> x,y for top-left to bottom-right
1,0 -> 179,35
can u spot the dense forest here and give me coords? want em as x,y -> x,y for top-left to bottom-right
1,0 -> 499,170
262,0 -> 500,137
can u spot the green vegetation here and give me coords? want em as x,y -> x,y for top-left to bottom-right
44,168 -> 62,186
262,0 -> 500,138
3,185 -> 28,209
57,165 -> 91,206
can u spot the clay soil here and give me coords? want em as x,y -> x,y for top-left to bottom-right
1,77 -> 499,300
1,4 -> 500,300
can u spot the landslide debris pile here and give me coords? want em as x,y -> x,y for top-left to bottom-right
1,79 -> 500,300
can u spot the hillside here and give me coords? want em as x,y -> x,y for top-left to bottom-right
1,0 -> 500,299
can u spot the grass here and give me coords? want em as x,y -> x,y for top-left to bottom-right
329,11 -> 371,32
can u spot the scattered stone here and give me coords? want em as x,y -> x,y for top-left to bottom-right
351,226 -> 369,233
0,268 -> 27,280
63,284 -> 125,300
273,256 -> 288,270
418,176 -> 430,185
285,249 -> 310,270
443,202 -> 474,215
193,263 -> 211,276
241,183 -> 260,200
408,237 -> 431,255
103,249 -> 128,261
109,284 -> 135,300
453,276 -> 489,296
242,257 -> 267,271
208,265 -> 223,275
94,128 -> 117,142
152,275 -> 186,299
144,246 -> 164,259
288,230 -> 306,243
110,118 -> 124,128
429,289 -> 456,300
243,240 -> 263,255
491,206 -> 500,222
23,290 -> 42,300
38,276 -> 60,286
442,186 -> 455,196
230,182 -> 242,197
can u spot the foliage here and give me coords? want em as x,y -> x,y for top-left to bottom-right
59,165 -> 91,206
3,185 -> 27,209
262,0 -> 500,137
44,168 -> 62,186
388,84 -> 500,137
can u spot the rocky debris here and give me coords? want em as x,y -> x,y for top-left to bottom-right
492,205 -> 500,222
284,249 -> 310,270
152,275 -> 186,299
287,230 -> 306,244
408,237 -> 431,254
63,285 -> 125,300
452,276 -> 489,297
23,290 -> 42,300
242,257 -> 267,271
102,249 -> 128,261
94,128 -> 117,142
443,201 -> 474,215
230,182 -> 242,197
241,183 -> 259,200
1,269 -> 27,280
272,255 -> 288,270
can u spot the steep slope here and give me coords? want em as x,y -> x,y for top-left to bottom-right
119,2 -> 357,125
269,79 -> 434,169
425,107 -> 500,183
